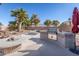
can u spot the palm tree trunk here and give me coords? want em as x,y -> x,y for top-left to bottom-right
35,23 -> 39,27
18,22 -> 22,32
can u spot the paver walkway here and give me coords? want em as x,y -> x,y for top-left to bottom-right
5,32 -> 78,56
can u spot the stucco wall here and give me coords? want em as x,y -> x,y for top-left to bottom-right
40,31 -> 76,49
57,32 -> 75,49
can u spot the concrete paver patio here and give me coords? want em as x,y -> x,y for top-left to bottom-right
5,32 -> 78,56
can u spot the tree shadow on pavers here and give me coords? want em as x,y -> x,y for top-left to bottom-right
18,50 -> 39,56
0,52 -> 4,56
21,44 -> 77,56
24,32 -> 38,35
18,38 -> 77,56
69,48 -> 79,55
0,53 -> 4,56
29,37 -> 59,45
29,38 -> 45,44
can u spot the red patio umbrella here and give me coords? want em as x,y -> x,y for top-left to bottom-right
72,7 -> 79,33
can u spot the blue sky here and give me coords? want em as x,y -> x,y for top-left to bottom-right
0,3 -> 79,25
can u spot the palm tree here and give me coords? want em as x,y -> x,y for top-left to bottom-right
52,20 -> 60,27
11,8 -> 28,32
58,21 -> 71,32
26,19 -> 32,27
0,22 -> 2,30
8,21 -> 17,31
68,18 -> 71,26
44,20 -> 52,27
33,18 -> 40,26
22,19 -> 31,29
58,22 -> 65,32
30,14 -> 38,26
